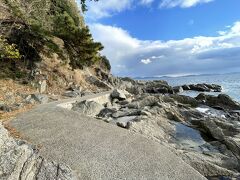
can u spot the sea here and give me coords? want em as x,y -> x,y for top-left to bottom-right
136,72 -> 240,103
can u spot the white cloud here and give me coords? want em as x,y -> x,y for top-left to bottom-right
85,0 -> 214,20
141,58 -> 152,64
160,0 -> 214,8
140,0 -> 155,5
86,0 -> 133,19
89,21 -> 240,77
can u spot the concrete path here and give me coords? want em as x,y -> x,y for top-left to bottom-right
10,92 -> 206,180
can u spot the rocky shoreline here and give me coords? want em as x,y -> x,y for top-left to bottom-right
1,77 -> 240,179
71,78 -> 240,179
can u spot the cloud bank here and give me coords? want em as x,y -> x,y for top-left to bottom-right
86,0 -> 214,20
90,21 -> 240,77
160,0 -> 214,8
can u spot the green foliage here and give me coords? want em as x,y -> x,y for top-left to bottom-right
53,11 -> 79,39
101,56 -> 111,71
0,36 -> 21,60
66,26 -> 104,68
2,0 -> 110,71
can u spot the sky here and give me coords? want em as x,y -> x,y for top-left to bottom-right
84,0 -> 240,77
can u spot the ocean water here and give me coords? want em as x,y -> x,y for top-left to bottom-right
138,73 -> 240,102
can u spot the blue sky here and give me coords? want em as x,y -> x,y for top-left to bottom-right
84,0 -> 240,77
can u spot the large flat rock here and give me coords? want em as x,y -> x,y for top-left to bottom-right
10,93 -> 206,180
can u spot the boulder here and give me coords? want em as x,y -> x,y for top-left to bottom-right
184,84 -> 222,92
182,85 -> 191,90
173,86 -> 184,94
126,95 -> 160,109
112,109 -> 141,118
116,121 -> 131,129
189,84 -> 210,92
63,90 -> 81,98
196,93 -> 240,111
31,94 -> 49,104
144,80 -> 174,94
97,108 -> 117,118
204,84 -> 222,92
111,89 -> 126,100
25,94 -> 49,104
72,100 -> 104,116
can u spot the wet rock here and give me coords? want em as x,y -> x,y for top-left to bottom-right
111,89 -> 127,100
173,86 -> 184,94
72,100 -> 104,116
196,93 -> 240,111
189,84 -> 211,92
204,84 -> 222,92
182,85 -> 191,90
185,84 -> 222,92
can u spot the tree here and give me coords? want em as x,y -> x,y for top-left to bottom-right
66,26 -> 104,68
80,0 -> 99,13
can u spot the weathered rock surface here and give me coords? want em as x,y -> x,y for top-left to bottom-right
87,76 -> 112,90
25,94 -> 49,104
0,123 -> 78,180
72,100 -> 104,116
170,94 -> 199,107
173,86 -> 184,94
196,93 -> 240,110
64,90 -> 82,98
188,84 -> 222,92
111,89 -> 126,100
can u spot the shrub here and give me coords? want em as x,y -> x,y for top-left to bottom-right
0,36 -> 21,60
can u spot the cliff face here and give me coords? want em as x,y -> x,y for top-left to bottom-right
0,0 -> 111,94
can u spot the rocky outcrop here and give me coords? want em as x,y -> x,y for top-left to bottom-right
0,123 -> 78,180
111,89 -> 126,100
26,94 -> 49,104
143,80 -> 174,94
173,86 -> 184,94
86,76 -> 112,90
72,100 -> 104,116
185,84 -> 222,92
196,93 -> 240,110
169,94 -> 199,107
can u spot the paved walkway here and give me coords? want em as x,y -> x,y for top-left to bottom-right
10,92 -> 206,180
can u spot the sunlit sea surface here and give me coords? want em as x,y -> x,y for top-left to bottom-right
137,73 -> 240,102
